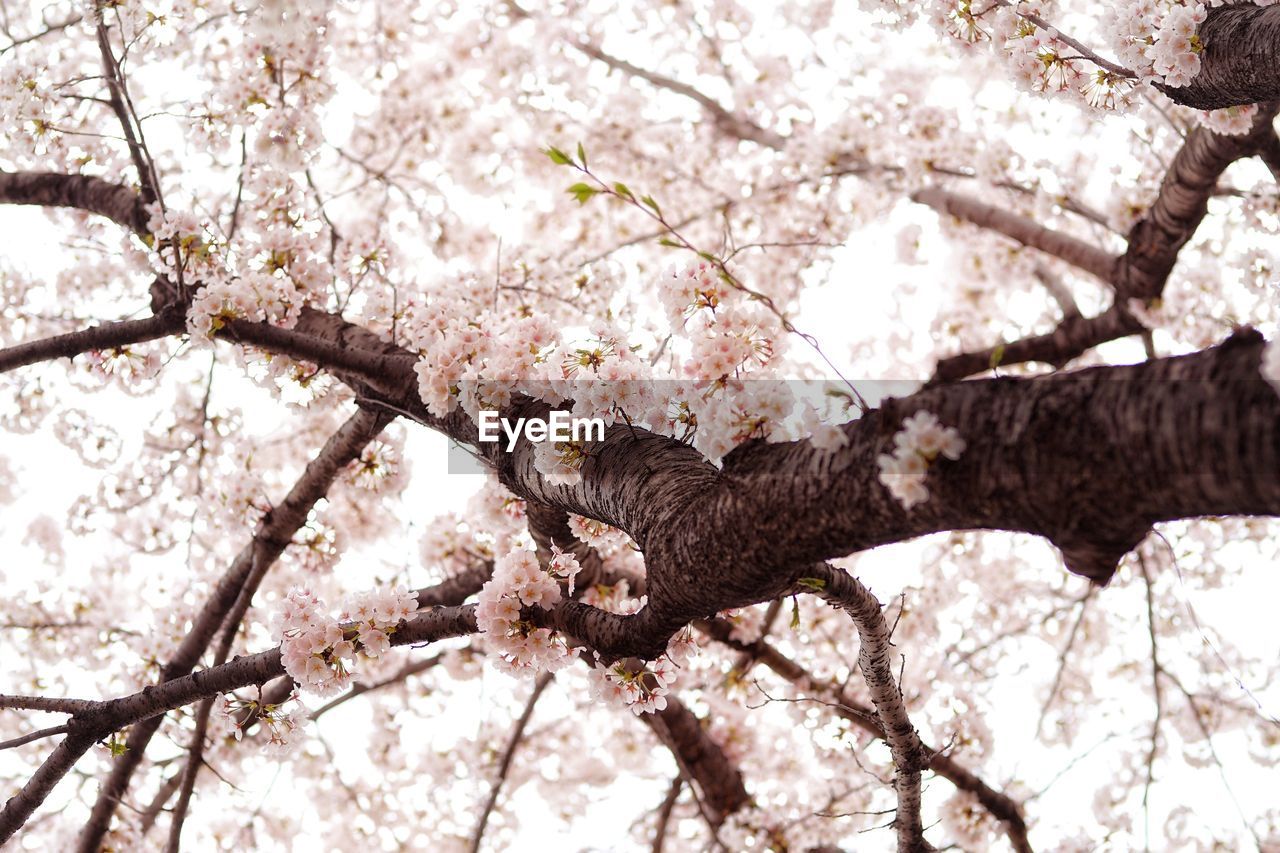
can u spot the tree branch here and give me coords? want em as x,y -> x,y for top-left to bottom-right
910,186 -> 1118,284
651,776 -> 683,853
698,620 -> 1033,853
929,302 -> 1143,386
237,567 -> 489,735
0,169 -> 149,234
203,291 -> 1280,649
927,105 -> 1276,382
572,41 -> 787,150
0,306 -> 183,374
75,408 -> 389,852
0,696 -> 99,714
1115,106 -> 1276,301
804,564 -> 931,853
0,725 -> 70,751
1158,5 -> 1280,110
468,672 -> 555,853
0,605 -> 478,845
640,695 -> 750,825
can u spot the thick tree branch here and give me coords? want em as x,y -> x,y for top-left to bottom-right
0,305 -> 183,374
910,187 -> 1119,284
704,329 -> 1280,590
927,106 -> 1275,382
929,302 -> 1143,386
220,313 -> 416,379
525,502 -> 609,588
208,294 -> 1280,647
415,562 -> 494,608
1256,130 -> 1280,183
1159,5 -> 1280,109
1115,107 -> 1276,301
0,170 -> 149,234
640,695 -> 750,825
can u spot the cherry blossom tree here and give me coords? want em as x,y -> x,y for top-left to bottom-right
3,1 -> 1280,850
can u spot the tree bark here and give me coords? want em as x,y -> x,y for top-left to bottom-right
1160,5 -> 1280,110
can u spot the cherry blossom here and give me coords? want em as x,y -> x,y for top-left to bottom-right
3,0 -> 1280,850
877,411 -> 966,509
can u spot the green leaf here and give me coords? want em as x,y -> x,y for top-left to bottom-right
795,577 -> 827,590
657,237 -> 681,248
790,597 -> 801,630
697,251 -> 718,263
988,343 -> 1005,369
640,194 -> 661,214
544,146 -> 572,166
566,182 -> 599,204
576,141 -> 587,168
612,182 -> 633,199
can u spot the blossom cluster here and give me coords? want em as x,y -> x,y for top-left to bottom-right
567,513 -> 629,551
349,442 -> 400,491
215,690 -> 308,756
1196,103 -> 1260,135
657,262 -> 777,379
585,629 -> 697,715
532,438 -> 591,486
877,411 -> 966,509
275,585 -> 418,696
408,301 -> 561,418
143,202 -> 328,349
82,346 -> 164,387
580,579 -> 646,615
657,261 -> 734,325
474,547 -> 578,673
405,262 -> 846,474
929,1 -> 1276,114
1119,2 -> 1206,88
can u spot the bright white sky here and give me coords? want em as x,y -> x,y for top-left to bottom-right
3,2 -> 1280,849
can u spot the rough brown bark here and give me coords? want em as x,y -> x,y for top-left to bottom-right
0,170 -> 149,233
640,696 -> 751,823
0,304 -> 183,374
929,303 -> 1142,386
1159,5 -> 1280,110
219,299 -> 1280,656
1115,108 -> 1275,301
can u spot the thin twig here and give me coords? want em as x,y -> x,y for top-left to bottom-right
467,673 -> 555,853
